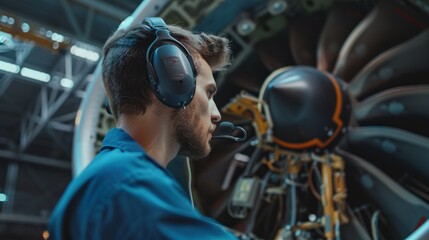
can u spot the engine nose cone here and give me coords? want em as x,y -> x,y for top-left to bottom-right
261,66 -> 351,152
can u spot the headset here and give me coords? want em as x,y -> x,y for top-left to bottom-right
142,17 -> 197,108
105,17 -> 196,115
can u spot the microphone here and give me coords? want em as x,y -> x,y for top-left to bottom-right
212,122 -> 247,142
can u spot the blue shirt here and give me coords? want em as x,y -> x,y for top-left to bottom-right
48,128 -> 237,240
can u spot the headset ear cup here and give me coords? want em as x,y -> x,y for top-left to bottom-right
148,42 -> 196,108
143,17 -> 196,108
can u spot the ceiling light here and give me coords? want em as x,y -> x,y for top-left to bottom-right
20,67 -> 51,82
0,193 -> 7,202
0,15 -> 8,23
0,31 -> 15,48
268,0 -> 288,15
0,16 -> 15,25
21,22 -> 30,33
51,33 -> 64,43
70,45 -> 100,62
7,17 -> 15,25
236,18 -> 256,36
45,30 -> 53,38
60,78 -> 74,88
0,60 -> 20,73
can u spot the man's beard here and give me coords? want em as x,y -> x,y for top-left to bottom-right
172,105 -> 211,160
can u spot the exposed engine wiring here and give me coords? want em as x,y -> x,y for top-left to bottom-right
288,174 -> 298,226
308,162 -> 322,200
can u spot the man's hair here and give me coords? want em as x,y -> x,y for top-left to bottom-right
102,24 -> 231,120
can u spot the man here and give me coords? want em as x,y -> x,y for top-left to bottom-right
48,18 -> 237,239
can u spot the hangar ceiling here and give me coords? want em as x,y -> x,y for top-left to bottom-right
1,0 -> 429,239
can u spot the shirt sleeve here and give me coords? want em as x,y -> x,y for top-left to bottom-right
92,170 -> 238,240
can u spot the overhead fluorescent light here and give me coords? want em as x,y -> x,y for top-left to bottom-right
268,0 -> 287,15
60,78 -> 74,88
0,15 -> 15,25
20,67 -> 51,82
0,31 -> 12,43
70,45 -> 100,62
236,18 -> 256,36
0,31 -> 16,48
21,22 -> 30,33
0,60 -> 20,73
0,193 -> 7,202
51,32 -> 64,43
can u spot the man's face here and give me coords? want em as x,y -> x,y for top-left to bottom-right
172,57 -> 221,159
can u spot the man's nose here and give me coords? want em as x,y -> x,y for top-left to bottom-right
211,103 -> 221,123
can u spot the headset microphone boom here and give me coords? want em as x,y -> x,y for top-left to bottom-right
211,122 -> 247,142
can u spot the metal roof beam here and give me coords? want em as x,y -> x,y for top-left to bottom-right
83,8 -> 95,40
71,0 -> 129,21
18,53 -> 96,153
0,150 -> 70,169
0,213 -> 48,225
1,163 -> 18,214
59,0 -> 84,38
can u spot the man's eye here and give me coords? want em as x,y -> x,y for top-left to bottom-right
207,89 -> 216,98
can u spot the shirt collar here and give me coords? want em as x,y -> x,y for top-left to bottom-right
99,128 -> 176,174
100,128 -> 146,153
